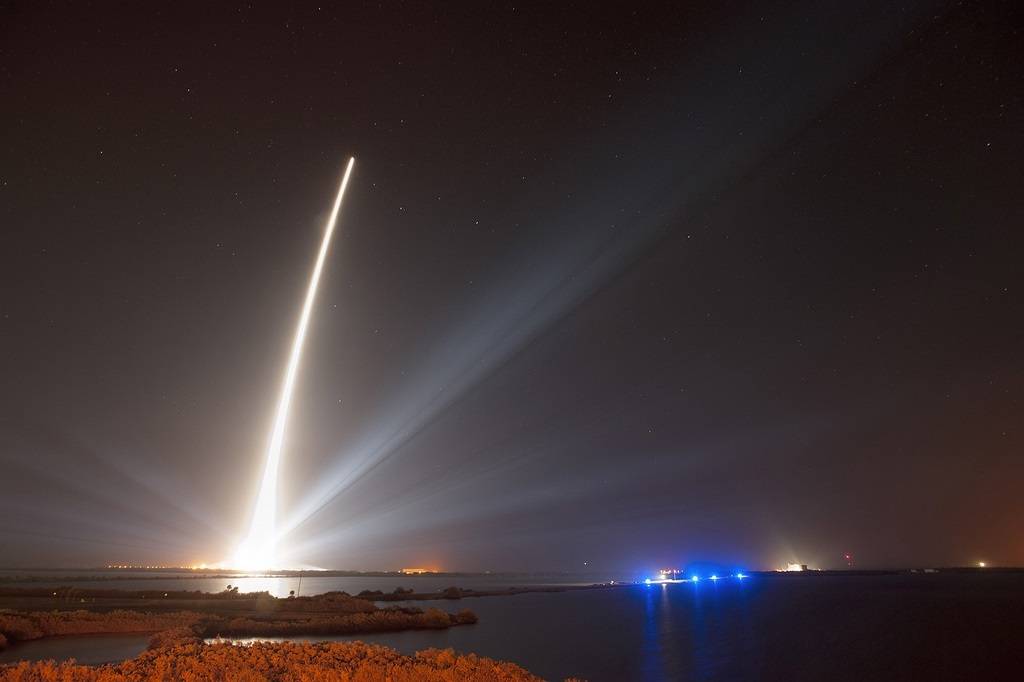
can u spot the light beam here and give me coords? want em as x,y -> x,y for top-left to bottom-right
229,157 -> 355,570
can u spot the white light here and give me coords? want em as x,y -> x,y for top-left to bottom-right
229,157 -> 355,571
786,563 -> 805,572
978,561 -> 986,568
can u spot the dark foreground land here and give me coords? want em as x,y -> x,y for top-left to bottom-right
0,640 -> 543,681
0,586 -> 554,680
0,587 -> 478,646
0,581 -> 626,659
0,582 -> 617,643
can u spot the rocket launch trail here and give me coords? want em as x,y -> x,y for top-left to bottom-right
230,157 -> 355,570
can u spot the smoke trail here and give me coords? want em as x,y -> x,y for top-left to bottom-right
230,157 -> 355,569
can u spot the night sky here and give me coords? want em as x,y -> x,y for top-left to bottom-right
2,1 -> 1021,572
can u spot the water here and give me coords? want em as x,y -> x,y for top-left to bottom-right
0,571 -> 625,597
5,574 -> 1023,680
0,634 -> 150,666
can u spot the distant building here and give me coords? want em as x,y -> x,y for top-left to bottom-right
401,567 -> 433,574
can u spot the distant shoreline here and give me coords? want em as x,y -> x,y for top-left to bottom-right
3,567 -> 1020,613
2,566 -> 1020,586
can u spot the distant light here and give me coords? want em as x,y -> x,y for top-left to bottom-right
710,575 -> 719,580
644,578 -> 652,585
691,575 -> 700,582
736,572 -> 747,579
978,561 -> 987,568
786,563 -> 805,572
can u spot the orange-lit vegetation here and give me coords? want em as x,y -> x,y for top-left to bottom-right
0,640 -> 542,681
0,591 -> 533,680
145,626 -> 202,650
0,610 -> 203,642
0,588 -> 489,678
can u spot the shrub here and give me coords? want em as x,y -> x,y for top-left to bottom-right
0,641 -> 543,681
268,593 -> 375,615
0,613 -> 43,641
454,609 -> 478,624
147,626 -> 201,650
0,610 -> 202,643
421,608 -> 455,628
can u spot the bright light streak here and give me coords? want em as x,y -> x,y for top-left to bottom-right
229,157 -> 356,570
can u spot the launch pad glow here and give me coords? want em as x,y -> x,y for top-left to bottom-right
229,157 -> 355,570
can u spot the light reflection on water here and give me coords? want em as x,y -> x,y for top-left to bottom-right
0,634 -> 151,666
640,582 -> 661,681
222,576 -> 291,596
2,573 -> 616,597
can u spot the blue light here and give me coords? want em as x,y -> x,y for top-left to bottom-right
644,578 -> 652,585
710,574 -> 719,580
736,572 -> 747,579
691,575 -> 700,582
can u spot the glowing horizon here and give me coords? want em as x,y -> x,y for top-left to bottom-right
228,157 -> 355,571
